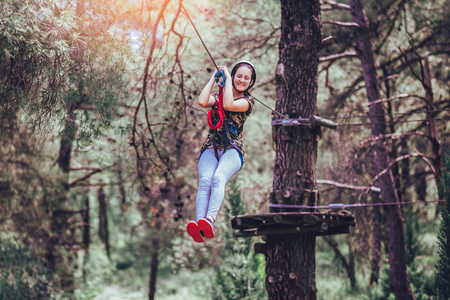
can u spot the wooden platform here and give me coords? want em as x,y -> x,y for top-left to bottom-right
231,211 -> 355,237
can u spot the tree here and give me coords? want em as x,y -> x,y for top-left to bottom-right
212,179 -> 266,300
319,0 -> 448,294
264,0 -> 322,298
0,0 -> 131,293
348,0 -> 415,298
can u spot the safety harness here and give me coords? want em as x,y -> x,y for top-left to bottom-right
203,71 -> 244,164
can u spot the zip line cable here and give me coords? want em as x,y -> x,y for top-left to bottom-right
179,0 -> 219,72
253,97 -> 288,119
336,117 -> 449,127
327,109 -> 450,120
269,199 -> 445,210
179,0 -> 448,125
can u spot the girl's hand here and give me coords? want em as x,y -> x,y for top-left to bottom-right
217,66 -> 231,80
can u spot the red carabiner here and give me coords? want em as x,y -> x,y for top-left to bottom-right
207,84 -> 225,129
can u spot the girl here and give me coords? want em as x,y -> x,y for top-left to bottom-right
187,61 -> 256,243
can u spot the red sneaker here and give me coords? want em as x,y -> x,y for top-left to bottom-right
186,221 -> 204,243
198,217 -> 215,239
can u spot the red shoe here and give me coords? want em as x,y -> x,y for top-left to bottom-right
186,221 -> 204,243
198,217 -> 215,239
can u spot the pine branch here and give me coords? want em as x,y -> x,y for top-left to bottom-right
321,36 -> 335,48
69,169 -> 101,188
359,131 -> 427,147
374,0 -> 408,54
74,182 -> 120,187
320,0 -> 351,10
317,179 -> 380,192
372,152 -> 436,185
322,20 -> 360,28
366,93 -> 427,106
70,166 -> 102,171
320,51 -> 357,62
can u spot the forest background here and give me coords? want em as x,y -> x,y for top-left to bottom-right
0,0 -> 449,299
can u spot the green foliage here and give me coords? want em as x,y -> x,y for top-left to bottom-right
210,179 -> 267,300
434,151 -> 450,299
0,0 -> 131,143
0,238 -> 62,299
0,0 -> 72,135
404,209 -> 436,298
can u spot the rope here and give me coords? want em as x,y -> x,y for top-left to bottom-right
207,84 -> 225,129
269,199 -> 445,210
179,0 -> 219,72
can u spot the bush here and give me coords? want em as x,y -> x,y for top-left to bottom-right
0,239 -> 62,300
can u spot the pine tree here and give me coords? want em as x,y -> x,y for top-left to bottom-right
212,179 -> 266,300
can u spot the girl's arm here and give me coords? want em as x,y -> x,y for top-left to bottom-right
197,74 -> 217,108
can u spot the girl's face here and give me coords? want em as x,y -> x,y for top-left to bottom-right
233,66 -> 253,92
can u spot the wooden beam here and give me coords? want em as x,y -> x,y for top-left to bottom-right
232,216 -> 264,229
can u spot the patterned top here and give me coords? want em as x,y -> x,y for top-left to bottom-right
201,92 -> 255,157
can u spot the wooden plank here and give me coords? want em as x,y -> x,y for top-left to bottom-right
235,223 -> 326,237
231,212 -> 356,236
273,214 -> 305,225
235,223 -> 354,238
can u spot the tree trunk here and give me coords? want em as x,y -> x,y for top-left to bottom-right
58,102 -> 77,178
98,186 -> 110,259
118,168 -> 128,210
49,0 -> 85,289
83,194 -> 90,280
48,102 -> 77,293
265,0 -> 322,299
423,55 -> 443,200
348,0 -> 415,299
148,216 -> 161,300
370,204 -> 382,286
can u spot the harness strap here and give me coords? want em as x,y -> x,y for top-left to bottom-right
201,117 -> 244,165
224,120 -> 244,159
211,132 -> 220,161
